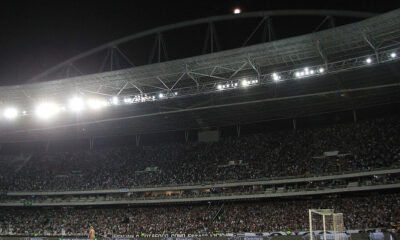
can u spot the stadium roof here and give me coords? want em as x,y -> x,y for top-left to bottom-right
0,9 -> 399,142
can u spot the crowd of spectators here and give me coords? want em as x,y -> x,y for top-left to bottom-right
0,193 -> 399,236
0,116 -> 399,191
3,173 -> 398,204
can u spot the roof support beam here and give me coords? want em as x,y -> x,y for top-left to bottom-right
229,62 -> 248,79
116,81 -> 130,96
316,40 -> 328,68
27,9 -> 377,83
171,72 -> 186,90
247,57 -> 261,79
363,33 -> 380,63
156,76 -> 171,91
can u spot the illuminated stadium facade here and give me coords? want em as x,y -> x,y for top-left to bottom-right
0,9 -> 399,142
0,9 -> 400,239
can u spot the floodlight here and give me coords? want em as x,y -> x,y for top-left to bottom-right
112,96 -> 119,105
87,99 -> 107,110
124,97 -> 132,104
35,103 -> 60,119
241,80 -> 248,87
318,67 -> 325,73
272,73 -> 280,82
366,57 -> 372,64
310,70 -> 315,74
3,107 -> 18,120
68,97 -> 85,112
390,52 -> 397,58
174,92 -> 178,95
158,93 -> 164,98
295,72 -> 300,77
233,8 -> 241,14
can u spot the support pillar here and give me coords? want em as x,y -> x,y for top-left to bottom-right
185,131 -> 189,142
89,137 -> 94,150
323,214 -> 327,240
236,124 -> 241,137
292,118 -> 297,130
309,210 -> 313,240
136,134 -> 141,147
353,110 -> 357,123
45,140 -> 50,152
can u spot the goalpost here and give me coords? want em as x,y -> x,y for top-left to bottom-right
309,209 -> 346,240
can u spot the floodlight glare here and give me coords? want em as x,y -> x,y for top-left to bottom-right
318,67 -> 325,73
310,70 -> 315,74
272,73 -> 280,82
158,93 -> 164,98
3,107 -> 18,120
87,99 -> 107,110
68,97 -> 85,112
112,96 -> 119,105
35,103 -> 60,119
390,52 -> 397,58
295,72 -> 300,78
241,80 -> 249,87
174,92 -> 178,95
233,8 -> 241,14
124,98 -> 132,104
366,57 -> 372,64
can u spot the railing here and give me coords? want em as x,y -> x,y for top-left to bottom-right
6,166 -> 400,196
2,180 -> 400,206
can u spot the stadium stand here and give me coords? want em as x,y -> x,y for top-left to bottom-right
1,193 -> 399,236
1,116 -> 399,192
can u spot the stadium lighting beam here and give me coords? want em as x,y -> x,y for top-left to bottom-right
3,107 -> 18,120
87,99 -> 108,110
35,102 -> 60,120
124,97 -> 133,104
112,96 -> 119,105
272,72 -> 281,82
233,8 -> 241,14
68,97 -> 85,112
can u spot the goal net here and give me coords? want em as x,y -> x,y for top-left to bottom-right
309,209 -> 347,240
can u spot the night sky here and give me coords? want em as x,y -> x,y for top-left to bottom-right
0,0 -> 398,86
